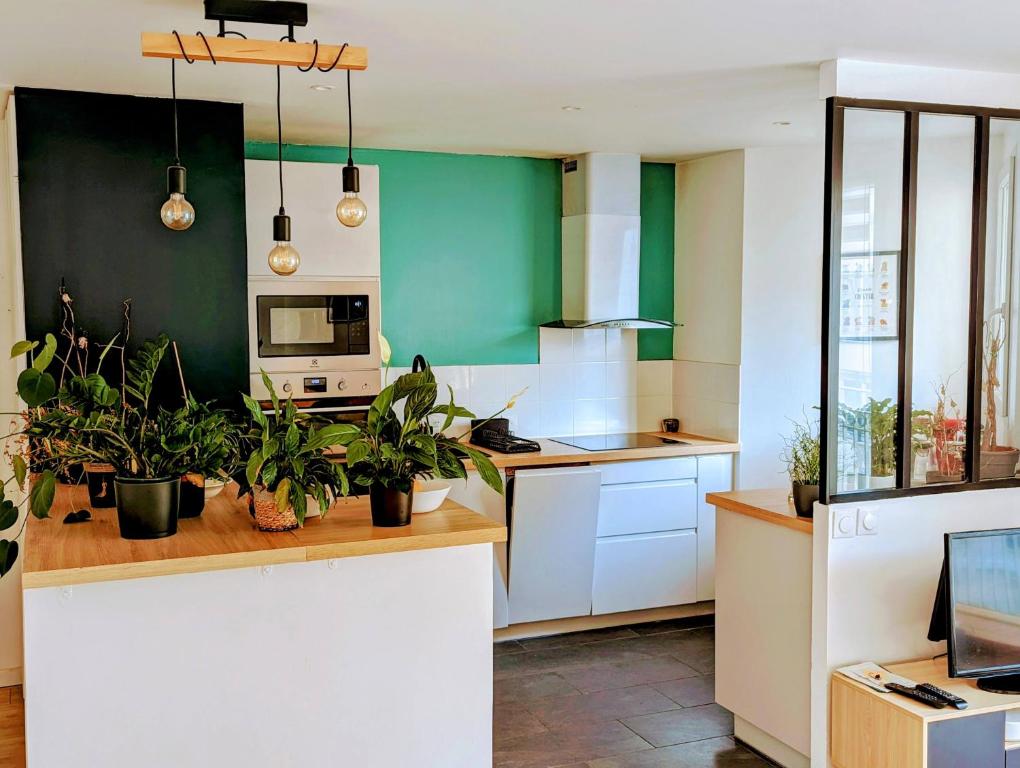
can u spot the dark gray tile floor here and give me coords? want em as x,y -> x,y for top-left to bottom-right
493,618 -> 774,768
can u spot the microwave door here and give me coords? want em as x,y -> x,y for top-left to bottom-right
257,295 -> 372,359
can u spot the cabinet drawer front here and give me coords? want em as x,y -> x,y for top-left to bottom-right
598,457 -> 697,485
597,480 -> 698,537
592,531 -> 698,615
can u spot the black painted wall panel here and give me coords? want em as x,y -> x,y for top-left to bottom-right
15,87 -> 248,405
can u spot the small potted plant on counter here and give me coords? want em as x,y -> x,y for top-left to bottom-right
341,353 -> 504,527
980,317 -> 1020,479
160,396 -> 242,518
237,374 -> 351,531
865,397 -> 897,488
781,413 -> 820,517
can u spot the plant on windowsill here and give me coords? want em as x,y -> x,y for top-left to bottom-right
336,338 -> 506,527
235,373 -> 352,532
781,412 -> 820,517
980,316 -> 1020,480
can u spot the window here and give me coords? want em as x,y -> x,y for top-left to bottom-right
822,99 -> 1020,501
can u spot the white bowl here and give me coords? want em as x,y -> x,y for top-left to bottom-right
412,480 -> 451,514
204,478 -> 228,500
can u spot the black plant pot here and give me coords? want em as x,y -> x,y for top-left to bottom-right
84,463 -> 117,508
791,482 -> 819,518
114,476 -> 180,539
370,484 -> 414,527
178,473 -> 206,519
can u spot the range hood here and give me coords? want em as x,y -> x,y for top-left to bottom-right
542,153 -> 674,331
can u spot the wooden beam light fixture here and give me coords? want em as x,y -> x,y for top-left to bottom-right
141,33 -> 367,71
141,0 -> 366,71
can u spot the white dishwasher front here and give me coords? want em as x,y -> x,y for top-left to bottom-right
507,466 -> 602,625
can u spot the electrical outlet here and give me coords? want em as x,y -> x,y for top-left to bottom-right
857,507 -> 879,536
832,508 -> 857,539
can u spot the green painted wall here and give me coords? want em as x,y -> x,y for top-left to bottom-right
638,163 -> 676,360
245,142 -> 674,364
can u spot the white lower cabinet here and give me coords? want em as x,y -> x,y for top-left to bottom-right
592,530 -> 698,615
507,466 -> 603,625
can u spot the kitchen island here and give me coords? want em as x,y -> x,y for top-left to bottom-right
21,485 -> 506,768
708,488 -> 813,768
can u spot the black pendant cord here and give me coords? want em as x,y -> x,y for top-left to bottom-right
171,59 -> 180,166
276,64 -> 285,216
346,67 -> 353,166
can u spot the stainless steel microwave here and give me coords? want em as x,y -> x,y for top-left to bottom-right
247,278 -> 382,388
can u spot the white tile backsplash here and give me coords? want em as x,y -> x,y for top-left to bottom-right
606,329 -> 638,361
671,360 -> 741,440
574,398 -> 608,435
505,364 -> 540,403
572,329 -> 607,362
605,361 -> 637,397
468,365 -> 506,405
540,399 -> 575,436
637,360 -> 674,397
573,362 -> 607,399
606,397 -> 638,432
539,328 -> 573,363
540,364 -> 575,402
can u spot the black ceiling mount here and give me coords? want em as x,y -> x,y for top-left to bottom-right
204,0 -> 308,37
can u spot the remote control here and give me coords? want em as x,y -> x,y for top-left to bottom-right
917,682 -> 968,710
886,683 -> 948,709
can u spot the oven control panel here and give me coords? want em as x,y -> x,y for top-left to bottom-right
249,369 -> 381,401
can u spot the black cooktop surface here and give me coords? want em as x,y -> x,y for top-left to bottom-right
549,433 -> 688,451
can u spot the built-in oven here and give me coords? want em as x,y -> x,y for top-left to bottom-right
247,278 -> 381,409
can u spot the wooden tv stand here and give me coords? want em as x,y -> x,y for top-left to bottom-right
831,658 -> 1020,768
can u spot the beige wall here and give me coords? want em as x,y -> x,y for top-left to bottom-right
0,90 -> 25,685
672,151 -> 744,442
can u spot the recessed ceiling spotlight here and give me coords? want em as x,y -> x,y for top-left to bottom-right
310,84 -> 335,92
561,105 -> 582,112
773,120 -> 791,126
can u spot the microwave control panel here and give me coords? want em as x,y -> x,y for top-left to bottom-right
250,369 -> 381,401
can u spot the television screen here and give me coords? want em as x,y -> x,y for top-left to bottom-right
947,529 -> 1020,677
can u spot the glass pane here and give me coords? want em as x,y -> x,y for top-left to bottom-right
911,114 -> 974,487
836,109 -> 905,492
980,119 -> 1020,480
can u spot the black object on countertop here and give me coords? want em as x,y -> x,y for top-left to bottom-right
471,418 -> 541,454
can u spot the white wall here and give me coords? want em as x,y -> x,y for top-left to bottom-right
0,90 -> 25,686
810,486 -> 1020,766
738,145 -> 824,488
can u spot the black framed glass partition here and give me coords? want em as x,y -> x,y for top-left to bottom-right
821,98 -> 1020,502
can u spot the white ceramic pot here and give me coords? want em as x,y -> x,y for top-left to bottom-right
204,478 -> 228,500
411,480 -> 451,514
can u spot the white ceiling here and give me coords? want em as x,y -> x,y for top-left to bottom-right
2,0 -> 1020,160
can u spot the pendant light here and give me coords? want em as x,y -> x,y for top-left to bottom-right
268,65 -> 301,276
336,69 -> 368,228
161,58 -> 196,231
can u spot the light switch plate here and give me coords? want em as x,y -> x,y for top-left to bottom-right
857,507 -> 879,536
832,508 -> 857,539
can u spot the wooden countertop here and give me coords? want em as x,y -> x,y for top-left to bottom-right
466,432 -> 739,470
706,488 -> 813,534
834,657 -> 1020,723
22,484 -> 507,589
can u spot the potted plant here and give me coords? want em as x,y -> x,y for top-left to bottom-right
21,328 -> 194,539
980,317 -> 1020,479
237,373 -> 351,532
339,357 -> 504,527
864,397 -> 897,488
781,413 -> 820,517
159,396 -> 241,518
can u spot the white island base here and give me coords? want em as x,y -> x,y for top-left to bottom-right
21,492 -> 503,768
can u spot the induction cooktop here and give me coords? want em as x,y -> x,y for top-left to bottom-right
549,433 -> 689,451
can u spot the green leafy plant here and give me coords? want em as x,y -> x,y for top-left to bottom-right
863,397 -> 897,477
236,373 -> 352,526
781,413 -> 820,486
158,395 -> 242,480
341,360 -> 504,496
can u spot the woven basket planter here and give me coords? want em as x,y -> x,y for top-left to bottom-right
250,488 -> 299,532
